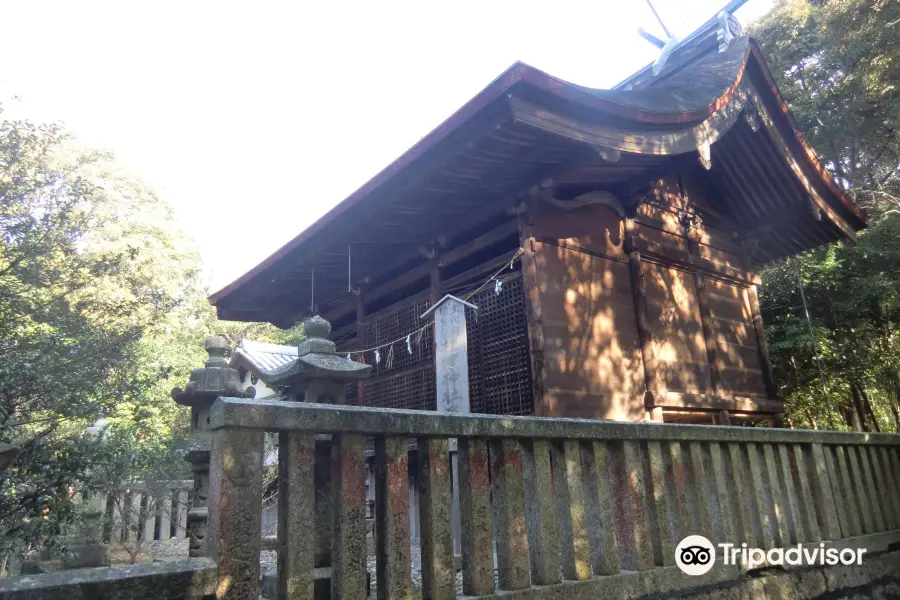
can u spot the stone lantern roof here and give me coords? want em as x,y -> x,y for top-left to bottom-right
263,315 -> 371,388
171,336 -> 254,407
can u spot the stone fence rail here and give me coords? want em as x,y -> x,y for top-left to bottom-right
97,480 -> 193,545
206,397 -> 900,600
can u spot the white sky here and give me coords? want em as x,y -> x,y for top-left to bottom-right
0,0 -> 773,292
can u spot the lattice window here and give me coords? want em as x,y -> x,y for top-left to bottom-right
361,296 -> 436,411
363,296 -> 433,379
467,274 -> 533,415
335,338 -> 359,405
364,364 -> 436,411
351,273 -> 532,415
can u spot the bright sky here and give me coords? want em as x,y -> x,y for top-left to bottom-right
1,0 -> 773,292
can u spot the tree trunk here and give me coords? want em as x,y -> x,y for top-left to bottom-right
860,385 -> 881,433
842,404 -> 858,430
890,373 -> 900,432
804,408 -> 818,430
849,383 -> 866,431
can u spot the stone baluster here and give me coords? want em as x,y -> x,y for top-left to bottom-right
491,439 -> 530,591
554,440 -> 591,581
791,445 -> 822,543
523,439 -> 560,586
142,494 -> 156,543
175,488 -> 189,539
254,315 -> 371,600
375,436 -> 412,600
458,437 -> 493,595
610,441 -> 653,571
208,425 -> 265,600
418,437 -> 454,600
172,336 -> 254,557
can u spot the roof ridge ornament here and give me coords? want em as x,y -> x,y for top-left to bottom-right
717,10 -> 743,53
651,35 -> 681,76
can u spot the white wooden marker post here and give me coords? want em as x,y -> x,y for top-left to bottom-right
422,294 -> 477,558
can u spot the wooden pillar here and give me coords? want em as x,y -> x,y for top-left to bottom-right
519,208 -> 547,416
356,293 -> 366,405
740,240 -> 778,404
694,273 -> 723,397
624,210 -> 660,421
746,284 -> 779,402
429,250 -> 441,305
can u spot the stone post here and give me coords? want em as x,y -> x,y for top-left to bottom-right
56,421 -> 109,569
421,294 -> 477,560
246,315 -> 371,600
172,336 -> 253,557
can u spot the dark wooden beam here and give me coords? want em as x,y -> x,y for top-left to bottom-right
746,283 -> 779,402
319,215 -> 515,326
518,203 -> 546,417
508,94 -> 744,157
624,213 -> 660,422
744,83 -> 856,241
650,391 -> 784,414
438,220 -> 518,267
356,292 -> 366,406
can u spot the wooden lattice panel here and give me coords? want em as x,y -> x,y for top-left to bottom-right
361,296 -> 436,411
350,275 -> 532,415
365,364 -> 436,411
363,297 -> 433,379
466,274 -> 533,416
334,339 -> 359,405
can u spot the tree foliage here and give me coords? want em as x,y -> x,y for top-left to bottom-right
0,112 -> 204,553
0,108 -> 297,556
752,0 -> 900,430
754,0 -> 900,215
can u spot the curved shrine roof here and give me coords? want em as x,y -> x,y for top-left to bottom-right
210,34 -> 866,326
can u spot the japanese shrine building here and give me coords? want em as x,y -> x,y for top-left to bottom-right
210,20 -> 865,426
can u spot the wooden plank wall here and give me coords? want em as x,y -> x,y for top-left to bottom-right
530,204 -> 645,420
530,170 -> 777,421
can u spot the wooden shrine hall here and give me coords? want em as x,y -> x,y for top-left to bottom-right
210,20 -> 866,426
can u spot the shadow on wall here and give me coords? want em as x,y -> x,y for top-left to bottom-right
534,199 -> 763,421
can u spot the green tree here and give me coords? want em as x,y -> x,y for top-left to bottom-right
0,112 -> 200,555
752,0 -> 900,430
753,0 -> 900,216
0,106 -> 301,558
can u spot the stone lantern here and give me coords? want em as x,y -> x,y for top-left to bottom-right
261,315 -> 371,401
261,315 -> 372,588
172,335 -> 253,557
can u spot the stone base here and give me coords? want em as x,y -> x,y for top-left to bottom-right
62,543 -> 110,569
260,567 -> 370,600
106,544 -> 154,567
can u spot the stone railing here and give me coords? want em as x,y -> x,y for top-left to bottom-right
105,480 -> 193,545
0,558 -> 216,600
207,397 -> 900,600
